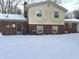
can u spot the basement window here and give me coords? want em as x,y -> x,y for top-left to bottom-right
37,26 -> 43,34
52,26 -> 58,33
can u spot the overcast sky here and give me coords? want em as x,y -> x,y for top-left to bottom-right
61,0 -> 79,11
3,0 -> 79,12
29,0 -> 79,11
21,0 -> 79,12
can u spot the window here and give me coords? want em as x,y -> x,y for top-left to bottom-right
54,12 -> 59,18
12,24 -> 16,28
37,26 -> 43,34
68,23 -> 72,28
52,26 -> 58,33
6,24 -> 16,28
36,9 -> 42,17
6,25 -> 10,28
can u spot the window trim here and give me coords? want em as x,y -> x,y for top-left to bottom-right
12,24 -> 16,28
36,9 -> 43,17
54,11 -> 59,18
6,24 -> 16,28
52,26 -> 58,33
37,26 -> 43,34
6,24 -> 11,28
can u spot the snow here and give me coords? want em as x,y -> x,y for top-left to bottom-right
0,33 -> 79,59
0,13 -> 27,21
64,18 -> 79,23
0,33 -> 2,36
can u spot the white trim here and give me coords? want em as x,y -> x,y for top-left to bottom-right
36,9 -> 43,17
37,26 -> 43,34
52,26 -> 58,33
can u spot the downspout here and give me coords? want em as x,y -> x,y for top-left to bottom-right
24,2 -> 29,34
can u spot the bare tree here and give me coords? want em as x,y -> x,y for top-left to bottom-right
52,0 -> 62,4
73,9 -> 79,19
47,0 -> 62,4
12,7 -> 22,14
0,0 -> 21,14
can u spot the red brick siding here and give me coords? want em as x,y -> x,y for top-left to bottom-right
58,25 -> 64,34
0,21 -> 28,35
22,22 -> 28,34
29,25 -> 36,34
0,21 -> 16,35
64,23 -> 77,33
29,24 -> 64,34
44,25 -> 52,34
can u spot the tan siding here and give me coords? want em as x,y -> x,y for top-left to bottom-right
28,3 -> 65,25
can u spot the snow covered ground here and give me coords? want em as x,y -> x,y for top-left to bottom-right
0,33 -> 79,59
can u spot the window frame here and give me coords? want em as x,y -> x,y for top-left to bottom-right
52,26 -> 58,33
37,26 -> 43,34
12,24 -> 16,28
36,9 -> 43,17
6,25 -> 10,28
54,11 -> 59,18
6,24 -> 16,28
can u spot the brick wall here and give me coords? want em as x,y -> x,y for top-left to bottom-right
29,24 -> 64,34
64,23 -> 77,33
0,21 -> 28,35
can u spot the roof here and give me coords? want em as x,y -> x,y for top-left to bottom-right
0,13 -> 27,22
26,1 -> 68,12
64,18 -> 79,23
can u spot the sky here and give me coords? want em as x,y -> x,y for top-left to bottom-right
2,0 -> 79,12
19,0 -> 79,12
27,0 -> 79,11
61,0 -> 79,11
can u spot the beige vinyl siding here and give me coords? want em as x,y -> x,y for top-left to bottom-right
28,3 -> 65,25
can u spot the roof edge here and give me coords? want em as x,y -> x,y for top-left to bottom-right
25,1 -> 68,12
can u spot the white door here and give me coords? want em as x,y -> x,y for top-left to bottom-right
52,26 -> 58,33
37,26 -> 43,34
77,23 -> 79,32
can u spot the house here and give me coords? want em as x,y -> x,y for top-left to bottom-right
65,12 -> 75,19
64,18 -> 79,33
0,14 -> 27,35
24,1 -> 68,34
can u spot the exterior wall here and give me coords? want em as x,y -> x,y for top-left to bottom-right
58,25 -> 64,33
44,25 -> 52,34
0,21 -> 16,35
28,3 -> 65,25
77,23 -> 79,32
16,22 -> 28,35
29,24 -> 36,34
0,21 -> 28,35
29,24 -> 64,34
64,23 -> 77,33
